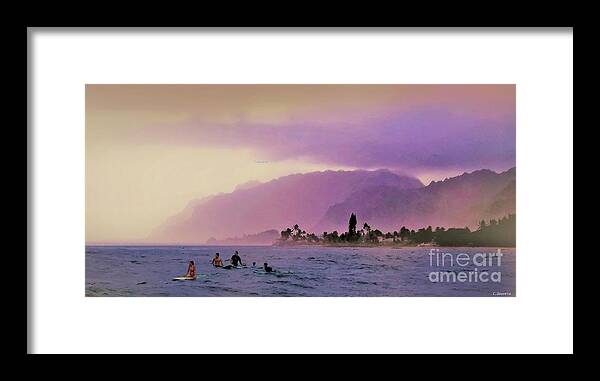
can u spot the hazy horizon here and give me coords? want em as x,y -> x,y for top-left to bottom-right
86,85 -> 515,243
86,165 -> 515,245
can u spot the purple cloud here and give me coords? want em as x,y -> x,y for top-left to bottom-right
134,90 -> 515,174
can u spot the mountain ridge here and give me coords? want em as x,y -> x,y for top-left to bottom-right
314,167 -> 516,234
149,169 -> 423,244
150,167 -> 515,244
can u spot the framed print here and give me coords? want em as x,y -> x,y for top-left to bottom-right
28,27 -> 573,354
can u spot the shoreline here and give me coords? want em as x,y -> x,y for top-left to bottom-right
86,242 -> 516,249
272,242 -> 516,249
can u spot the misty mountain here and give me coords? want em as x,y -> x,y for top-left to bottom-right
205,229 -> 280,246
314,167 -> 516,234
150,169 -> 423,243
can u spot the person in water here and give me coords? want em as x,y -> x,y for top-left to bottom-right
263,262 -> 273,273
231,250 -> 244,266
211,253 -> 223,267
185,260 -> 196,278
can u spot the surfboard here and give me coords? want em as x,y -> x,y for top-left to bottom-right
172,276 -> 196,281
253,269 -> 276,275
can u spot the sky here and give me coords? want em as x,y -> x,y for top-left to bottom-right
86,84 -> 515,243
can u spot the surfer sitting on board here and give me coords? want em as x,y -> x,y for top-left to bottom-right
185,260 -> 196,277
231,251 -> 244,267
211,253 -> 223,267
263,262 -> 273,273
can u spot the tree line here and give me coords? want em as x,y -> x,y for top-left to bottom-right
279,213 -> 516,247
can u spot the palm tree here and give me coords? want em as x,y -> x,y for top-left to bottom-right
292,224 -> 300,240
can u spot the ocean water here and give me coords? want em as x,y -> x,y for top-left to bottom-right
85,245 -> 516,297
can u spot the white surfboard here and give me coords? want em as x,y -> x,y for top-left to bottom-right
172,276 -> 196,281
